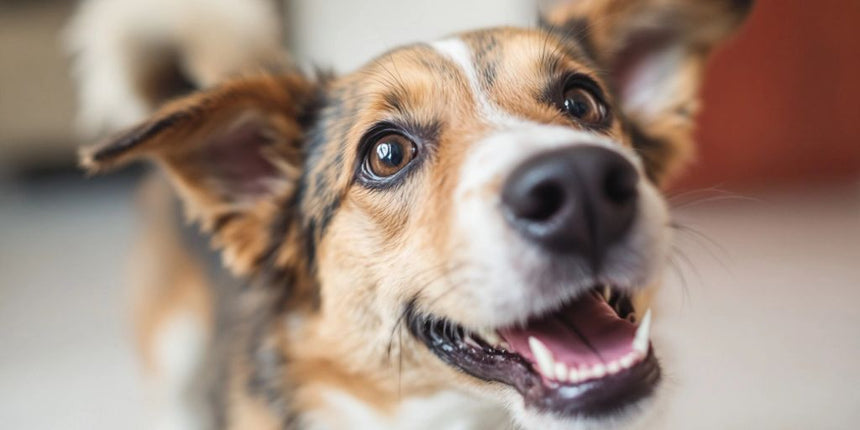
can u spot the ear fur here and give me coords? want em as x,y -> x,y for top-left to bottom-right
81,73 -> 320,275
542,0 -> 754,184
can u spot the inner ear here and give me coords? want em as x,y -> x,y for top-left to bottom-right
187,113 -> 283,202
612,30 -> 687,120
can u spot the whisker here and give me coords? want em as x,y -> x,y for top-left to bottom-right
669,222 -> 734,273
666,253 -> 691,307
672,194 -> 764,211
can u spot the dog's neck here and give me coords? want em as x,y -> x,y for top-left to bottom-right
302,388 -> 510,430
247,304 -> 511,430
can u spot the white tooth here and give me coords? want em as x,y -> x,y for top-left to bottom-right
568,367 -> 582,383
480,329 -> 501,346
554,362 -> 568,381
620,352 -> 636,369
632,308 -> 652,354
464,335 -> 482,349
592,363 -> 607,378
607,361 -> 621,374
602,285 -> 612,301
579,367 -> 593,381
529,337 -> 556,377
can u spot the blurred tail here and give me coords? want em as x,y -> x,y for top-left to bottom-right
65,0 -> 287,136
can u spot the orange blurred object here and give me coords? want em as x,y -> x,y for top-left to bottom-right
679,0 -> 860,190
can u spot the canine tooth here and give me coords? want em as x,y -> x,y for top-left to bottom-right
607,361 -> 621,374
632,308 -> 652,354
602,285 -> 612,301
620,353 -> 636,369
554,362 -> 568,381
464,335 -> 482,349
528,337 -> 555,377
592,363 -> 607,378
478,328 -> 501,345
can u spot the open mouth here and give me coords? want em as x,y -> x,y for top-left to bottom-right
407,286 -> 660,418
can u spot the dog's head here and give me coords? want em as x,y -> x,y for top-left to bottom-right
82,0 -> 750,427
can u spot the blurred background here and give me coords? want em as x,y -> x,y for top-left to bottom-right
0,0 -> 857,428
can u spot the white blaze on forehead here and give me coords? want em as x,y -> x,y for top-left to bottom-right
430,38 -> 529,127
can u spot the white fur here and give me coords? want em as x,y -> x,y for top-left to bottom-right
151,312 -> 209,430
65,0 -> 283,135
306,389 -> 512,430
430,38 -> 532,128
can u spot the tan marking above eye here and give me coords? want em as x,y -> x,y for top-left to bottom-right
562,86 -> 607,125
367,134 -> 416,178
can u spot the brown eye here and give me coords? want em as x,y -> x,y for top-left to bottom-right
366,134 -> 416,178
562,86 -> 607,125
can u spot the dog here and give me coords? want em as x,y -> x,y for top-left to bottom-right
70,0 -> 751,428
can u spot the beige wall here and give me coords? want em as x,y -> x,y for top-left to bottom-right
0,2 -> 78,169
285,0 -> 536,73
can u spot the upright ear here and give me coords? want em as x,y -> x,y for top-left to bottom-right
542,0 -> 754,184
81,73 -> 320,275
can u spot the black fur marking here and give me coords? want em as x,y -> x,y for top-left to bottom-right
538,23 -> 603,83
212,211 -> 241,233
317,199 -> 341,242
303,218 -> 318,273
92,110 -> 191,162
254,193 -> 302,292
472,34 -> 500,89
559,18 -> 597,63
731,0 -> 755,13
245,308 -> 298,429
243,197 -> 305,428
629,123 -> 670,183
297,89 -> 353,270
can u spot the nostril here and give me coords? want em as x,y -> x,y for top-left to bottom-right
604,164 -> 638,205
520,181 -> 565,221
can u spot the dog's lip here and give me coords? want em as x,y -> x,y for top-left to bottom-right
406,286 -> 660,418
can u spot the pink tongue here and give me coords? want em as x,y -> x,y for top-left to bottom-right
499,292 -> 636,368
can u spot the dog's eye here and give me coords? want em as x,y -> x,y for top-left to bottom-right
562,85 -> 607,125
366,134 -> 416,178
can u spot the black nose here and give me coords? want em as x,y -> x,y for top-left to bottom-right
501,146 -> 639,268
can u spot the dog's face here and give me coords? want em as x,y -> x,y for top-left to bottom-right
82,1 -> 751,428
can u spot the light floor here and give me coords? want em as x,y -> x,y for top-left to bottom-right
1,176 -> 858,429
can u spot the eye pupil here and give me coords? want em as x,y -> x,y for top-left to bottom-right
376,141 -> 404,167
564,97 -> 590,119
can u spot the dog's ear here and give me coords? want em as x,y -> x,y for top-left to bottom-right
542,0 -> 753,184
81,73 -> 319,275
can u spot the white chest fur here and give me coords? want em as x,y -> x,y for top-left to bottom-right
305,389 -> 513,430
